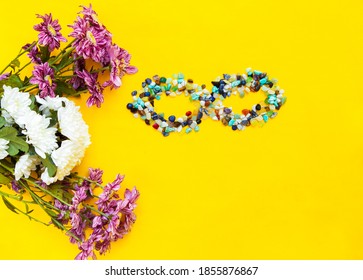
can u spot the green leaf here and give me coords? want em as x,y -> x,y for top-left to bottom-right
39,45 -> 50,63
0,127 -> 29,155
44,208 -> 57,217
7,143 -> 19,156
0,173 -> 11,185
6,75 -> 23,88
29,94 -> 37,111
55,80 -> 78,96
0,126 -> 17,139
51,217 -> 63,230
41,154 -> 57,177
0,116 -> 6,129
2,196 -> 18,214
10,58 -> 20,69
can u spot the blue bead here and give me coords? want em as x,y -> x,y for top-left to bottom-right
126,103 -> 133,110
145,78 -> 152,85
144,92 -> 150,97
168,115 -> 176,122
232,125 -> 238,130
162,131 -> 169,137
142,82 -> 146,88
131,90 -> 137,96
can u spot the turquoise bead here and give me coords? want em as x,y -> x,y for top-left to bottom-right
191,93 -> 199,100
194,126 -> 200,132
263,115 -> 269,122
177,73 -> 184,79
137,98 -> 145,106
260,78 -> 267,85
156,95 -> 161,100
231,80 -> 240,87
185,128 -> 192,134
212,86 -> 218,93
254,70 -> 262,75
228,119 -> 235,126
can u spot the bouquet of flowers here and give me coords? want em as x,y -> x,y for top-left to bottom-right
0,5 -> 139,260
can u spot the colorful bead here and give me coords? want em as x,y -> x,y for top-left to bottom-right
127,74 -> 212,135
128,68 -> 286,135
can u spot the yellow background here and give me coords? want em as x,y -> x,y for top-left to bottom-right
0,0 -> 363,260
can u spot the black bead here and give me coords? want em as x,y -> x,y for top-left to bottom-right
196,119 -> 202,124
256,104 -> 261,111
232,125 -> 237,131
211,81 -> 220,87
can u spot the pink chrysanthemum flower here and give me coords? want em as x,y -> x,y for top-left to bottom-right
68,6 -> 112,64
0,73 -> 10,81
30,62 -> 57,98
103,44 -> 138,88
22,43 -> 41,64
34,14 -> 67,52
76,70 -> 104,107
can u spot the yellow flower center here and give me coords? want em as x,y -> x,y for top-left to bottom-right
45,75 -> 52,86
86,31 -> 97,46
47,24 -> 57,36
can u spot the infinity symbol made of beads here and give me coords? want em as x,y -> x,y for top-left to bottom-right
126,68 -> 286,136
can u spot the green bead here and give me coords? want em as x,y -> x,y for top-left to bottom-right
160,77 -> 167,83
177,73 -> 184,79
172,86 -> 178,92
281,96 -> 287,105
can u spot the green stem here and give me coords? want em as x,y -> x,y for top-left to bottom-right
14,61 -> 32,75
0,41 -> 37,75
23,177 -> 71,207
20,182 -> 59,211
51,39 -> 76,63
0,189 -> 36,204
83,203 -> 109,219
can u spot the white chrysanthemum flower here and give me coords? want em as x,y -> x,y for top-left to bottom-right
14,154 -> 40,180
35,95 -> 68,116
0,139 -> 9,159
57,100 -> 91,147
41,140 -> 87,185
20,110 -> 58,159
1,85 -> 32,127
